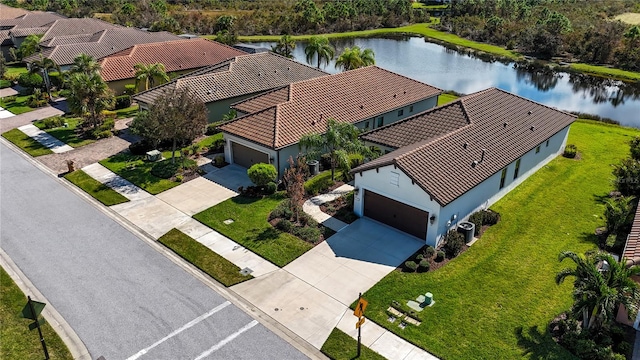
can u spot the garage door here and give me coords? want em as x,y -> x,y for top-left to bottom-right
363,190 -> 428,240
231,142 -> 269,168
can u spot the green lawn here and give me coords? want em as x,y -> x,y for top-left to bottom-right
321,328 -> 386,360
437,93 -> 459,106
64,170 -> 129,206
360,120 -> 639,359
193,193 -> 314,267
570,63 -> 640,82
0,267 -> 72,360
2,129 -> 53,157
0,94 -> 35,115
158,228 -> 253,286
5,64 -> 28,77
0,79 -> 11,88
99,153 -> 181,195
114,104 -> 139,119
35,117 -> 95,148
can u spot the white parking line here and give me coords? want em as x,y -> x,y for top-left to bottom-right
193,320 -> 259,360
126,301 -> 231,360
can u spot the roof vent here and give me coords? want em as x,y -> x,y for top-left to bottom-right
403,90 -> 406,94
203,52 -> 206,55
360,105 -> 364,109
503,122 -> 508,128
393,94 -> 397,98
274,69 -> 277,73
207,90 -> 212,95
528,110 -> 533,115
530,125 -> 535,131
287,67 -> 290,70
258,72 -> 262,76
472,160 -> 479,168
463,142 -> 468,149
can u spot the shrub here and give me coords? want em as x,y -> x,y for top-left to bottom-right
563,144 -> 577,158
265,181 -> 277,194
247,163 -> 277,186
0,79 -> 11,89
270,199 -> 293,220
210,138 -> 225,153
124,84 -> 136,96
436,251 -> 445,262
416,253 -> 424,261
3,95 -> 16,103
93,130 -> 113,139
129,140 -> 153,155
97,118 -> 115,132
48,71 -> 63,89
214,155 -> 225,166
304,171 -> 335,195
114,95 -> 131,110
205,122 -> 223,135
423,246 -> 436,259
17,72 -> 43,92
445,230 -> 465,258
483,209 -> 500,225
404,260 -> 418,272
41,116 -> 65,129
151,160 -> 180,179
468,211 -> 484,235
418,259 -> 430,272
175,174 -> 184,182
276,219 -> 293,232
292,225 -> 321,243
631,137 -> 640,161
102,110 -> 117,120
27,90 -> 48,107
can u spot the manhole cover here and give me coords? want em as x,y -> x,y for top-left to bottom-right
239,267 -> 253,276
223,219 -> 234,224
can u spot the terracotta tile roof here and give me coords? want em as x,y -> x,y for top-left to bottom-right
24,28 -> 182,66
0,4 -> 30,20
220,66 -> 442,149
133,52 -> 327,106
624,205 -> 640,263
98,38 -> 246,82
233,86 -> 291,114
352,88 -> 577,206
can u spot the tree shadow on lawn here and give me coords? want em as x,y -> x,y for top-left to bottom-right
593,192 -> 613,205
515,325 -> 573,359
577,231 -> 601,246
255,227 -> 280,241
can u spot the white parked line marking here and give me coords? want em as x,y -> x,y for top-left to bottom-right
193,320 -> 259,360
126,301 -> 231,360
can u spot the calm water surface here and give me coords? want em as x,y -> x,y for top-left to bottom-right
256,37 -> 640,127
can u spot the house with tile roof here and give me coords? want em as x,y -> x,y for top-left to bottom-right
99,38 -> 247,95
0,7 -> 65,58
219,65 -> 442,175
351,87 -> 576,247
133,52 -> 328,123
617,205 -> 640,329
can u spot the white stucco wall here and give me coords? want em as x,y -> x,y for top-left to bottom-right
223,133 -> 277,167
353,165 -> 442,245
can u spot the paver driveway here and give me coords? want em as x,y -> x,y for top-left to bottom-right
232,218 -> 423,348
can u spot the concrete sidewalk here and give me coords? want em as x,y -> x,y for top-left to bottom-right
0,105 -> 64,133
18,124 -> 73,153
303,184 -> 353,232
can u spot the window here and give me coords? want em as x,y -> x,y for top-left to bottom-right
513,159 -> 521,179
409,105 -> 414,112
364,121 -> 370,130
377,116 -> 384,127
397,109 -> 404,116
536,146 -> 541,154
546,140 -> 550,147
390,171 -> 400,187
499,168 -> 507,189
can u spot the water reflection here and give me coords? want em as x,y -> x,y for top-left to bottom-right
254,37 -> 640,127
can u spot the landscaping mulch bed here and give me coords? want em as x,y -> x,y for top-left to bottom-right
398,244 -> 471,273
319,192 -> 358,224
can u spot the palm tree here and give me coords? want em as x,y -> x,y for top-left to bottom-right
29,55 -> 60,101
70,53 -> 101,75
134,63 -> 170,91
556,251 -> 640,332
272,35 -> 296,58
299,118 -> 373,181
304,36 -> 335,69
68,72 -> 115,131
334,46 -> 375,71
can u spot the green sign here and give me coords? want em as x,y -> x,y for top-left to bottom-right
28,317 -> 46,331
20,300 -> 46,320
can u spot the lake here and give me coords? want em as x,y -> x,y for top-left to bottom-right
254,37 -> 640,128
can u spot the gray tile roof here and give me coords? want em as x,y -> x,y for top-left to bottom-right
352,88 -> 577,206
0,11 -> 65,47
133,52 -> 327,106
9,26 -> 48,37
0,4 -> 30,20
38,18 -> 120,43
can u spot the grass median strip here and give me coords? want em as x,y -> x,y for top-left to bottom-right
99,153 -> 179,195
2,129 -> 53,157
320,328 -> 386,360
193,193 -> 313,267
158,228 -> 252,287
35,118 -> 95,148
64,170 -> 129,206
0,267 -> 72,360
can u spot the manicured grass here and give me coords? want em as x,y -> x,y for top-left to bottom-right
114,104 -> 139,119
360,120 -> 639,359
0,94 -> 35,115
570,63 -> 640,82
158,228 -> 253,286
5,65 -> 28,77
35,117 -> 95,148
64,170 -> 129,206
2,129 -> 53,157
193,193 -> 314,267
320,328 -> 386,360
614,12 -> 640,25
437,93 -> 459,106
412,2 -> 448,9
304,169 -> 344,196
99,153 -> 180,195
0,267 -> 73,360
0,79 -> 11,88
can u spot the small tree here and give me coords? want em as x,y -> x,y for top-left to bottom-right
283,156 -> 308,223
68,72 -> 114,131
70,53 -> 101,75
29,55 -> 60,101
128,110 -> 163,149
272,35 -> 296,58
613,158 -> 640,196
18,34 -> 41,60
630,136 -> 640,161
0,54 -> 6,79
134,62 -> 169,91
247,163 -> 277,186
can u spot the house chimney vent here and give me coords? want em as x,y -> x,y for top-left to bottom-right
528,110 -> 533,115
463,142 -> 468,149
503,122 -> 508,128
530,125 -> 535,131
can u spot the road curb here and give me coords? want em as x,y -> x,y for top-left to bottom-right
0,248 -> 92,360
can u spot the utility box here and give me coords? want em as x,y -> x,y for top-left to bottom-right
307,160 -> 319,175
458,221 -> 475,243
146,150 -> 161,162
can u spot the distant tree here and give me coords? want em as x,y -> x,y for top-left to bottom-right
134,63 -> 169,91
215,30 -> 238,46
215,14 -> 236,33
335,46 -> 375,71
150,16 -> 181,33
272,35 -> 296,58
299,118 -> 373,181
304,36 -> 334,69
68,72 -> 115,131
29,55 -> 60,101
70,53 -> 101,75
283,156 -> 308,223
18,34 -> 41,60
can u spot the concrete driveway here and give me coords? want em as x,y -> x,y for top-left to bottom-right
203,164 -> 253,191
232,218 -> 423,349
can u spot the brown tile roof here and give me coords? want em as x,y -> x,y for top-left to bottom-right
0,11 -> 65,46
624,205 -> 640,263
352,88 -> 577,206
24,28 -> 182,66
9,26 -> 48,37
220,66 -> 443,149
133,52 -> 327,106
0,4 -> 30,20
98,38 -> 246,82
233,86 -> 291,114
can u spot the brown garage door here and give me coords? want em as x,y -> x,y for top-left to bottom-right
232,142 -> 269,168
363,190 -> 428,239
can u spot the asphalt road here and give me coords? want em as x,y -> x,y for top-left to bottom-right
0,141 -> 309,360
